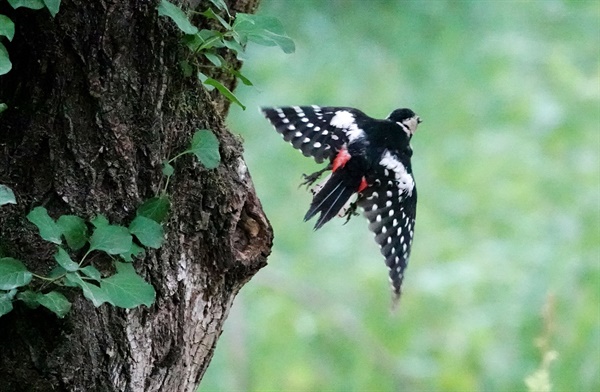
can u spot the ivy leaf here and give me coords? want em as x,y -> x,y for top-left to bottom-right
157,0 -> 198,35
179,60 -> 193,77
16,290 -> 41,308
0,15 -> 15,41
200,8 -> 231,30
119,242 -> 145,262
208,0 -> 230,16
42,0 -> 60,17
48,266 -> 67,280
0,289 -> 16,317
101,262 -> 155,308
233,13 -> 295,54
0,42 -> 12,76
137,196 -> 171,224
222,39 -> 246,59
7,0 -> 45,10
129,216 -> 164,249
183,30 -> 224,52
0,184 -> 16,206
91,214 -> 109,228
89,224 -> 132,255
162,160 -> 175,176
203,51 -> 223,67
0,296 -> 13,317
197,71 -> 212,90
57,215 -> 88,250
65,272 -> 108,307
0,258 -> 33,290
229,68 -> 253,86
27,206 -> 63,244
37,291 -> 71,318
53,247 -> 79,272
189,129 -> 221,169
79,265 -> 101,282
203,77 -> 246,110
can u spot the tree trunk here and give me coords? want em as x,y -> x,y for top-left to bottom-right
0,1 -> 272,391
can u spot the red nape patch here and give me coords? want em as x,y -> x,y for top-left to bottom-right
357,177 -> 368,193
332,147 -> 351,172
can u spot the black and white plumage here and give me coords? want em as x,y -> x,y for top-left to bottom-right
262,105 -> 421,304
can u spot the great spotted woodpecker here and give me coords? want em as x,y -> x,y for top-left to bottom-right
262,105 -> 421,304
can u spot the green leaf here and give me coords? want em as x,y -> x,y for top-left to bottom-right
162,160 -> 175,176
0,300 -> 12,316
119,242 -> 145,262
197,71 -> 212,90
57,215 -> 88,250
229,68 -> 253,86
203,51 -> 223,67
157,0 -> 198,35
0,42 -> 12,76
91,214 -> 109,228
0,15 -> 15,41
37,291 -> 71,317
129,216 -> 164,249
27,206 -> 63,244
0,289 -> 16,317
79,265 -> 101,282
189,129 -> 221,169
200,8 -> 231,30
137,196 -> 171,223
101,262 -> 155,308
89,224 -> 132,255
233,13 -> 295,54
42,0 -> 60,17
183,30 -> 224,52
208,0 -> 230,16
48,265 -> 67,279
0,258 -> 32,290
222,39 -> 246,58
0,103 -> 6,114
0,184 -> 16,206
180,60 -> 193,77
53,247 -> 79,272
7,0 -> 45,10
65,272 -> 108,307
16,290 -> 41,308
203,77 -> 246,110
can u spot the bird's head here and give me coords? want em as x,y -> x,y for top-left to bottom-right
387,108 -> 422,136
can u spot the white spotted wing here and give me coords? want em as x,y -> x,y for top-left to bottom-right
358,157 -> 417,301
262,106 -> 369,163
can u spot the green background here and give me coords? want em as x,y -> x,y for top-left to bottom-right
202,0 -> 599,391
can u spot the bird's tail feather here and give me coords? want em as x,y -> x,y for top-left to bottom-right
304,173 -> 358,230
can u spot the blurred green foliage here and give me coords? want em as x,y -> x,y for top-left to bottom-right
201,0 -> 599,391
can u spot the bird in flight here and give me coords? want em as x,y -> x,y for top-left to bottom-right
262,105 -> 422,304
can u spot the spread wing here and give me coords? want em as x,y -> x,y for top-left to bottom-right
261,106 -> 369,163
357,155 -> 417,302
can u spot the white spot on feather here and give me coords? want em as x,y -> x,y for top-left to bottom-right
379,150 -> 415,195
330,110 -> 365,142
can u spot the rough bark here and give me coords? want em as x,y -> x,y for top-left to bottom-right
0,1 -> 272,391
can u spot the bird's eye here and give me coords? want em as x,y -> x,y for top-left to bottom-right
416,117 -> 422,124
